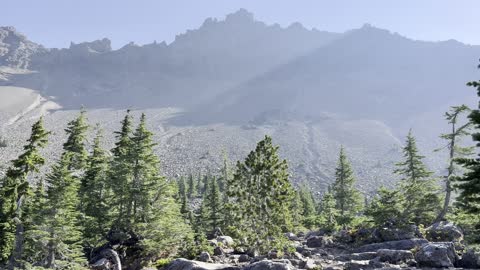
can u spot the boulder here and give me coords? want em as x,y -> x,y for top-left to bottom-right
268,250 -> 279,259
372,225 -> 421,242
376,249 -> 414,264
335,252 -> 377,262
238,254 -> 251,263
91,258 -> 112,270
199,252 -> 212,262
306,236 -> 333,248
344,260 -> 373,270
214,247 -> 225,256
458,248 -> 480,269
243,260 -> 292,270
217,236 -> 234,247
285,232 -> 299,241
208,240 -> 218,247
303,258 -> 318,270
334,230 -> 353,243
165,258 -> 240,270
426,221 -> 463,243
355,238 -> 428,253
415,242 -> 458,268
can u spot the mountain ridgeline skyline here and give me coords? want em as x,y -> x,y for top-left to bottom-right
1,9 -> 479,122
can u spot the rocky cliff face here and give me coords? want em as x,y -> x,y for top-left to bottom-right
0,26 -> 45,69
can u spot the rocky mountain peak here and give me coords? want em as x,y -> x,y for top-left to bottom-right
0,26 -> 44,69
69,38 -> 112,54
224,8 -> 255,24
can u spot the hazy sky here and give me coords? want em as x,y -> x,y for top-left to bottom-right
3,0 -> 479,49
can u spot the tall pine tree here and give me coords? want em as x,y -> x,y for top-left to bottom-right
456,67 -> 480,225
332,147 -> 363,228
79,127 -> 111,248
317,187 -> 339,232
109,110 -> 134,229
395,130 -> 441,225
228,135 -> 294,252
41,153 -> 87,269
435,105 -> 473,222
365,186 -> 405,227
63,109 -> 89,171
204,176 -> 222,235
0,117 -> 49,267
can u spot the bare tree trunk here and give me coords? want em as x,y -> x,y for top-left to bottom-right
435,122 -> 457,223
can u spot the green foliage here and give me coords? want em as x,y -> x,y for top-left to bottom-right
22,179 -> 48,265
449,206 -> 480,244
203,176 -> 223,235
317,189 -> 339,232
187,174 -> 197,199
108,112 -> 193,261
299,185 -> 317,219
332,147 -> 363,228
227,135 -> 294,253
395,131 -> 441,225
455,79 -> 480,216
62,109 -> 89,171
36,153 -> 87,269
178,177 -> 190,219
79,128 -> 111,248
365,186 -> 405,227
109,110 -> 134,229
435,105 -> 473,221
0,117 -> 49,265
153,258 -> 173,268
290,190 -> 306,229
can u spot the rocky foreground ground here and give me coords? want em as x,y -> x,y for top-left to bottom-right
149,222 -> 480,270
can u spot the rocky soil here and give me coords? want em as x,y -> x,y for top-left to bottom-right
156,222 -> 480,270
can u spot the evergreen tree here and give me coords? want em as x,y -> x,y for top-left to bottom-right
40,153 -> 87,269
290,190 -> 305,229
456,71 -> 480,221
435,105 -> 473,222
332,147 -> 363,228
299,185 -> 317,218
204,176 -> 222,235
128,113 -> 164,225
79,128 -> 111,248
137,180 -> 193,260
0,117 -> 49,267
228,135 -> 294,252
196,173 -> 202,196
63,109 -> 89,171
109,110 -> 134,229
218,154 -> 232,193
317,188 -> 339,232
298,185 -> 317,229
222,158 -> 238,233
395,130 -> 441,225
187,174 -> 197,199
201,174 -> 209,195
109,113 -> 193,260
22,178 -> 49,267
195,195 -> 209,235
178,177 -> 190,218
365,186 -> 405,227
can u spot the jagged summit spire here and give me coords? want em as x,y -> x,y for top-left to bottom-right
225,8 -> 254,23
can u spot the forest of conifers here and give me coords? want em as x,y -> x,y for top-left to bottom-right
0,69 -> 479,270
